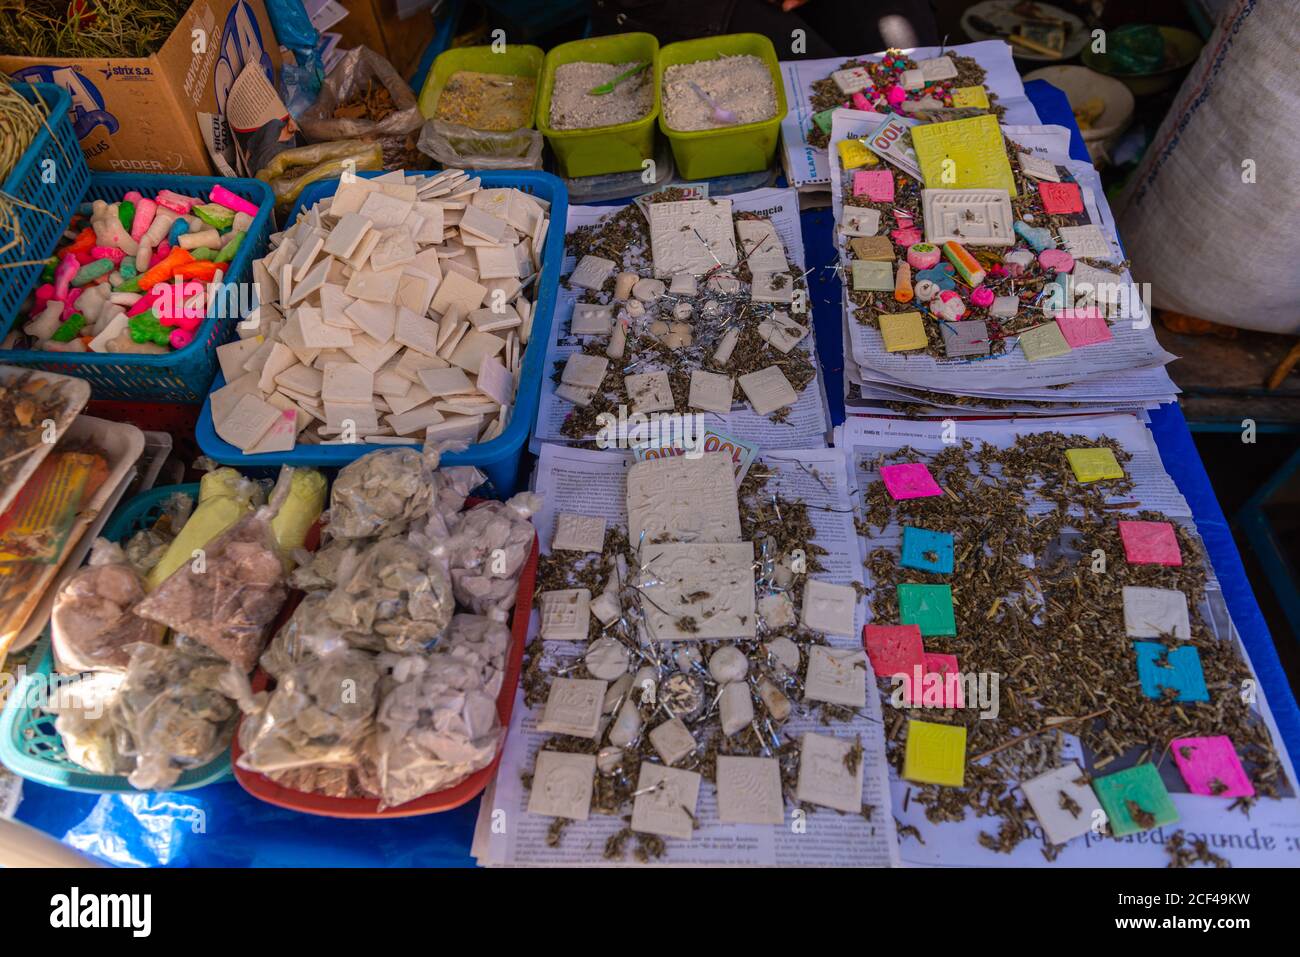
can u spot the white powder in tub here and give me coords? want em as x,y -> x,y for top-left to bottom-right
662,54 -> 777,131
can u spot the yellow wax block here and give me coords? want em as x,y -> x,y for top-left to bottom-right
1019,322 -> 1072,361
952,85 -> 990,109
838,139 -> 880,171
902,719 -> 967,787
1066,447 -> 1125,483
146,468 -> 262,589
911,114 -> 1016,196
879,311 -> 928,352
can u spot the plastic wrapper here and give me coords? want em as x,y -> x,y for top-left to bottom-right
327,447 -> 438,540
270,467 -> 327,556
417,119 -> 544,171
112,643 -> 239,790
257,139 -> 385,209
322,537 -> 454,654
371,614 -> 512,809
233,648 -> 381,774
288,536 -> 372,593
299,47 -> 423,157
147,468 -> 263,590
265,0 -> 324,115
123,492 -> 193,577
444,493 -> 540,621
134,474 -> 293,672
44,671 -> 130,775
50,539 -> 165,673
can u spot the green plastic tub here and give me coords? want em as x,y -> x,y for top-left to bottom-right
537,33 -> 660,178
417,44 -> 544,129
657,33 -> 787,181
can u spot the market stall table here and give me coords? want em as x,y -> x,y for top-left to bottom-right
10,80 -> 1298,868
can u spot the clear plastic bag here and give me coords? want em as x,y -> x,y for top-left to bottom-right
417,119 -> 544,171
444,493 -> 540,621
257,139 -> 385,209
112,643 -> 239,790
322,537 -> 454,654
134,473 -> 294,672
371,614 -> 512,809
50,538 -> 165,673
122,491 -> 193,577
44,671 -> 131,775
299,46 -> 424,148
234,648 -> 381,775
327,447 -> 437,540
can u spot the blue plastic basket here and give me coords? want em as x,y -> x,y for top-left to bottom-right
195,169 -> 568,497
0,83 -> 90,333
0,174 -> 275,402
0,483 -> 237,793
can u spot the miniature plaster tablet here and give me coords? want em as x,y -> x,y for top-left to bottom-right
719,681 -> 754,736
624,371 -> 674,414
553,512 -> 607,553
540,588 -> 592,641
1018,322 -> 1072,361
940,319 -> 990,357
879,311 -> 928,352
647,199 -> 737,277
1119,520 -> 1182,566
759,595 -> 796,632
801,579 -> 858,636
795,732 -> 863,813
849,235 -> 895,261
756,312 -> 807,354
569,255 -> 616,292
735,219 -> 788,273
738,365 -> 797,415
561,352 -> 609,391
585,637 -> 632,680
863,623 -> 924,679
631,764 -> 701,840
1169,736 -> 1254,798
902,718 -> 967,787
901,526 -> 954,574
1017,152 -> 1060,182
626,453 -> 741,544
708,646 -> 749,684
648,717 -> 696,766
851,260 -> 894,293
570,302 -> 614,336
1122,586 -> 1190,640
528,751 -> 596,820
1056,309 -> 1112,348
803,646 -> 867,708
538,677 -> 606,739
879,462 -> 942,499
1092,764 -> 1178,837
921,189 -> 1014,246
1134,642 -> 1208,702
1057,224 -> 1113,260
1065,447 -> 1124,483
841,207 -> 882,238
898,583 -> 956,637
918,55 -> 957,81
715,755 -> 784,825
638,542 -> 756,640
688,370 -> 734,415
1021,762 -> 1101,845
750,271 -> 793,304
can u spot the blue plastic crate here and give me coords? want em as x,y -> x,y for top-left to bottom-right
195,169 -> 568,497
0,483 -> 237,794
0,174 -> 275,402
0,83 -> 90,333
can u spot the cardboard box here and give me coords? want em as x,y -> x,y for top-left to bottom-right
0,0 -> 282,175
333,0 -> 438,79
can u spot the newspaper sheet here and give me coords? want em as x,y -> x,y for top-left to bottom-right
836,415 -> 1300,867
472,444 -> 898,866
530,187 -> 833,452
780,40 -> 1040,191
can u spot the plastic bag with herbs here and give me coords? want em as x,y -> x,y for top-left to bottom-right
417,119 -> 544,171
50,538 -> 164,673
112,643 -> 240,790
133,471 -> 295,672
298,46 -> 423,161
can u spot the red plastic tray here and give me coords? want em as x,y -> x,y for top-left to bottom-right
231,502 -> 539,819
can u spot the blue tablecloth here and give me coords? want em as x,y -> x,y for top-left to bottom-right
13,81 -> 1297,868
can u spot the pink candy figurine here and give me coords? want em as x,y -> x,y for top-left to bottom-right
61,287 -> 83,320
123,190 -> 142,203
155,189 -> 199,214
90,245 -> 125,266
210,184 -> 260,218
1003,248 -> 1035,278
1038,248 -> 1075,273
970,286 -> 995,308
53,254 -> 79,300
148,242 -> 172,268
885,85 -> 907,108
850,91 -> 873,111
932,290 -> 967,321
127,286 -> 165,317
32,283 -> 55,311
129,199 -> 157,242
891,227 -> 922,247
168,327 -> 195,350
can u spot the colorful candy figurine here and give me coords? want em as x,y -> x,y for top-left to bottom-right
942,241 -> 986,287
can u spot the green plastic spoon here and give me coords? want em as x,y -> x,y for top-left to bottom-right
588,61 -> 650,96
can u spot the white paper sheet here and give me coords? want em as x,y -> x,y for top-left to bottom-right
836,415 -> 1300,867
473,444 -> 898,867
